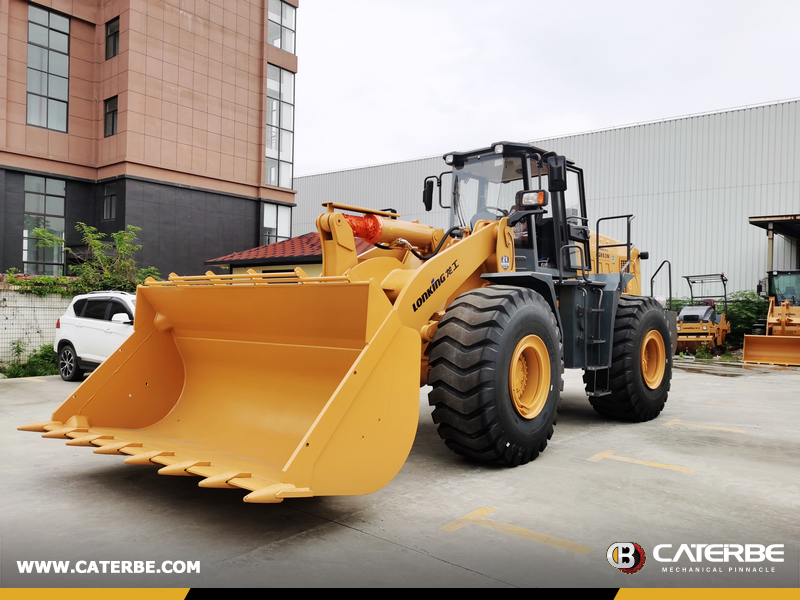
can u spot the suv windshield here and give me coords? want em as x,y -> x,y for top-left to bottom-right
453,155 -> 549,228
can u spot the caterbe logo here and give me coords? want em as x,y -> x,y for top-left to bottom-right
412,260 -> 460,312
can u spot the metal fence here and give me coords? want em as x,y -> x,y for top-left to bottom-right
0,289 -> 71,363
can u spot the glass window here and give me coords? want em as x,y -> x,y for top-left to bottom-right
106,17 -> 120,60
265,64 -> 295,189
23,175 -> 66,275
267,1 -> 296,55
83,300 -> 110,320
262,203 -> 292,246
109,301 -> 131,320
26,5 -> 70,132
103,185 -> 117,220
104,96 -> 118,137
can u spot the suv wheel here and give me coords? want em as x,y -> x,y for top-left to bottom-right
59,344 -> 84,382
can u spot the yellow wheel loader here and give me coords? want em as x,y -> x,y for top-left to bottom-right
675,273 -> 731,353
21,142 -> 673,503
743,270 -> 800,366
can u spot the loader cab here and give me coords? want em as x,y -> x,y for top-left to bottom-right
443,142 -> 591,277
768,270 -> 800,305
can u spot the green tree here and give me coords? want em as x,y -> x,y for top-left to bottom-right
8,223 -> 161,296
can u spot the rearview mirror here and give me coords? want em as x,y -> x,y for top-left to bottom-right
112,313 -> 132,325
547,155 -> 567,192
423,180 -> 434,211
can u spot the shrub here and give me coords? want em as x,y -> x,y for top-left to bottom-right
725,290 -> 769,347
0,341 -> 59,378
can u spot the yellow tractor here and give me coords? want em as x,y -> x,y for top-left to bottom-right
675,273 -> 731,353
21,142 -> 673,503
743,270 -> 800,366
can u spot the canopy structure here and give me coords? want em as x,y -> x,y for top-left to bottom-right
749,214 -> 800,272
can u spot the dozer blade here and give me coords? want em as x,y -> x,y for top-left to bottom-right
20,272 -> 421,502
742,334 -> 800,366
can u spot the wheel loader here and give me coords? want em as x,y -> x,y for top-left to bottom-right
20,141 -> 673,503
743,269 -> 800,366
675,273 -> 731,353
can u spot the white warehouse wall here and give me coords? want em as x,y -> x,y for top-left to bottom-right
295,99 -> 800,297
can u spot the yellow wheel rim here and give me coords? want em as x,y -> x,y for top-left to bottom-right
640,330 -> 666,389
509,335 -> 551,420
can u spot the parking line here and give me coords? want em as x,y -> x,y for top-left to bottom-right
664,418 -> 745,433
441,507 -> 592,555
23,377 -> 46,383
710,399 -> 774,409
587,449 -> 694,473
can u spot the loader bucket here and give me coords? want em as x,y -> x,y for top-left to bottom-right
742,334 -> 800,366
21,272 -> 422,503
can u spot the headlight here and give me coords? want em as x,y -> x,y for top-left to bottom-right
494,144 -> 504,154
702,326 -> 708,331
676,326 -> 681,331
444,154 -> 454,165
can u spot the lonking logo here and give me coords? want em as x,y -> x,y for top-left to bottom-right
411,260 -> 460,313
607,542 -> 647,574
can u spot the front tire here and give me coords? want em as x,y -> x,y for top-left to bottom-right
587,296 -> 672,421
427,286 -> 562,466
58,343 -> 84,382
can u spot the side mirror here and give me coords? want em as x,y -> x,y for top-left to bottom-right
112,313 -> 132,325
423,180 -> 434,212
515,190 -> 548,208
547,155 -> 567,192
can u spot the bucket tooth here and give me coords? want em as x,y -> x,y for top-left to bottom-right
198,472 -> 252,489
93,442 -> 144,455
123,451 -> 176,465
66,435 -> 114,447
42,427 -> 89,439
243,484 -> 299,504
18,421 -> 60,433
158,461 -> 212,476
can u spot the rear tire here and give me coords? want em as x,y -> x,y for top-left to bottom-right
427,286 -> 562,466
58,343 -> 84,382
586,296 -> 672,422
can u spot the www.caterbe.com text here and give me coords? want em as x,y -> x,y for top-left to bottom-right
17,560 -> 200,574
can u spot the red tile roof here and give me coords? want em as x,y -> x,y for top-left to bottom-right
206,232 -> 374,266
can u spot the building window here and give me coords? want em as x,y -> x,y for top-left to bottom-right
105,17 -> 119,60
26,4 -> 70,132
23,175 -> 66,276
267,0 -> 296,54
103,185 -> 116,220
262,203 -> 292,246
104,96 -> 118,137
266,64 -> 294,189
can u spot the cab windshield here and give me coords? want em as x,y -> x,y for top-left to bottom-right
770,273 -> 800,303
452,155 -> 548,228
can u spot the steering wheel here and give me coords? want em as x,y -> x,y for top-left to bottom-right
484,206 -> 509,217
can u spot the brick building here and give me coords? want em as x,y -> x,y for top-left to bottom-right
0,0 -> 297,276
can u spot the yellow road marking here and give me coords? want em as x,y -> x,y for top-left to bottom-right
23,377 -> 46,382
710,399 -> 775,409
587,449 -> 694,473
441,507 -> 592,555
664,418 -> 745,434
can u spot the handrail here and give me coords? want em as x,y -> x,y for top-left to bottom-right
650,260 -> 673,311
595,214 -> 634,278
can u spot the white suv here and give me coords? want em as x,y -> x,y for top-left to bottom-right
55,291 -> 136,381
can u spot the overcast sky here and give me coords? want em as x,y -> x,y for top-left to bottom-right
293,0 -> 800,176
